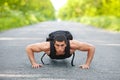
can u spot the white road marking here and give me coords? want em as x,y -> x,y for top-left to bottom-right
0,74 -> 43,77
0,37 -> 42,40
0,74 -> 67,80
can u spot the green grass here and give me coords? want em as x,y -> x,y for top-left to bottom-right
71,16 -> 120,32
1,14 -> 120,32
0,10 -> 53,32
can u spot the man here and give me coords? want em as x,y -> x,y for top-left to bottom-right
26,31 -> 95,69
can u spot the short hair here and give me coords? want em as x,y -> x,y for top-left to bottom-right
54,34 -> 67,43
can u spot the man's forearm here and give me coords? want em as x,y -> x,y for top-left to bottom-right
26,47 -> 37,65
85,46 -> 95,66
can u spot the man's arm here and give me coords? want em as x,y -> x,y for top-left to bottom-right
71,40 -> 95,69
81,43 -> 95,69
26,42 -> 49,68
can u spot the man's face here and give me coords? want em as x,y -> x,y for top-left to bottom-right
54,41 -> 66,54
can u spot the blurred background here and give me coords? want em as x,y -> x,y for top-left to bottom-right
0,0 -> 120,32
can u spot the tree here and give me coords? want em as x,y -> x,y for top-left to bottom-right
0,0 -> 55,31
58,0 -> 120,20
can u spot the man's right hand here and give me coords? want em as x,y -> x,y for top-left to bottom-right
32,63 -> 42,68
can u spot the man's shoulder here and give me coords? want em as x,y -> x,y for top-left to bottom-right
70,40 -> 80,43
41,41 -> 50,46
69,40 -> 83,47
69,40 -> 78,46
40,42 -> 50,51
37,41 -> 50,48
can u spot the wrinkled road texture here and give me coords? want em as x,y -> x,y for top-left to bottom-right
0,21 -> 120,80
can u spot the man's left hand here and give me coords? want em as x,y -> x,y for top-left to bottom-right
79,64 -> 89,69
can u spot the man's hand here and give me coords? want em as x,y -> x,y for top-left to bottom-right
79,64 -> 89,69
32,63 -> 42,68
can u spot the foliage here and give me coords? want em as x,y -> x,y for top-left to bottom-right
0,0 -> 55,31
58,0 -> 120,32
58,0 -> 120,19
71,16 -> 120,32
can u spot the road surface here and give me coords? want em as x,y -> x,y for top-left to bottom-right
0,21 -> 120,80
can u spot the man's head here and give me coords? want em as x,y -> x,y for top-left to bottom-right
54,35 -> 67,54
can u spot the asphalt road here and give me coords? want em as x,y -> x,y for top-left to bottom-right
0,21 -> 120,80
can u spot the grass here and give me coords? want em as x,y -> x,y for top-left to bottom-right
0,10 -> 51,32
0,14 -> 120,32
71,16 -> 120,32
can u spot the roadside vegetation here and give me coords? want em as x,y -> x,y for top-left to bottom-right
0,0 -> 55,31
58,0 -> 120,32
0,0 -> 119,32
